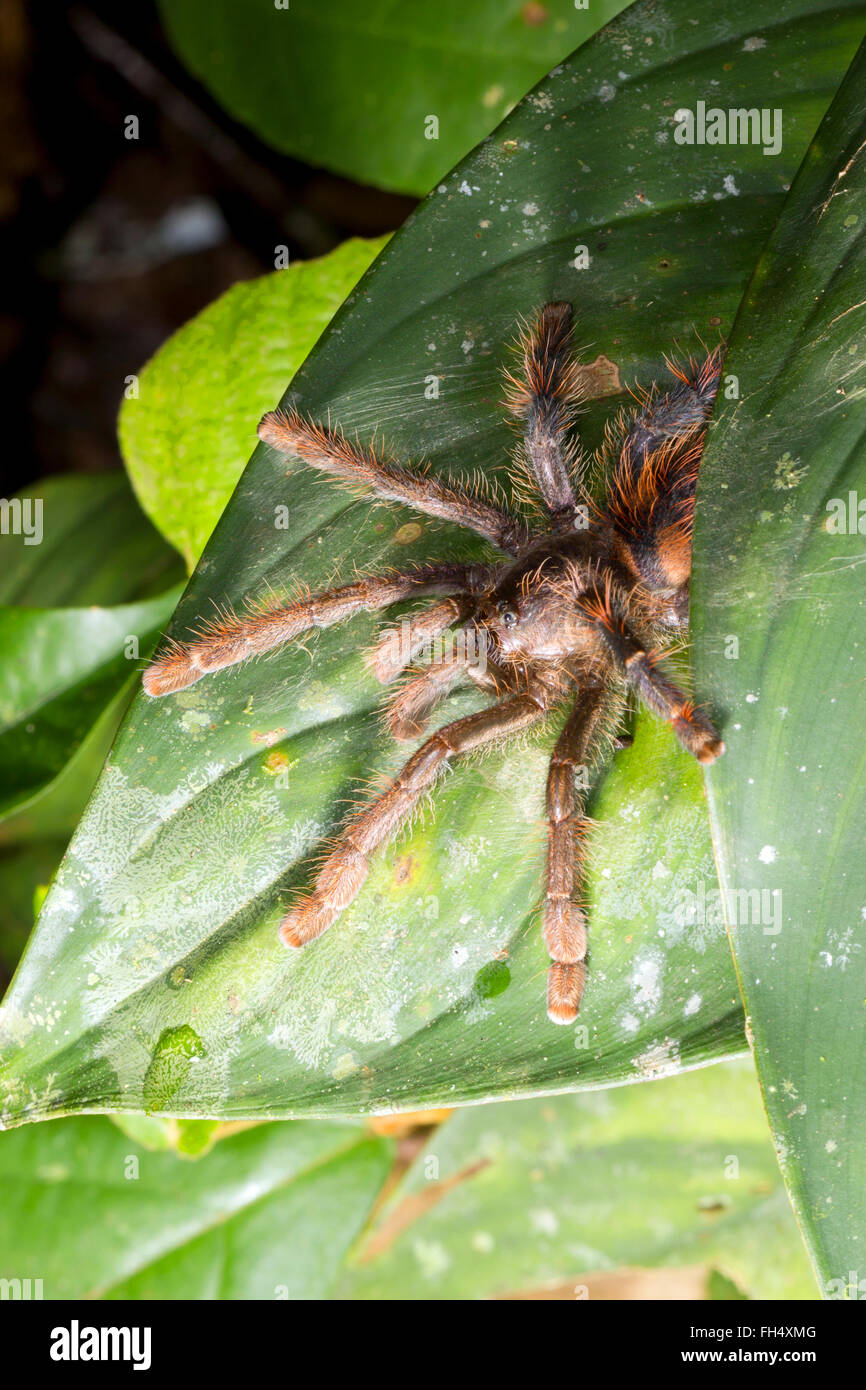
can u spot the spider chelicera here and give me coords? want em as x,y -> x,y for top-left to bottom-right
143,301 -> 724,1024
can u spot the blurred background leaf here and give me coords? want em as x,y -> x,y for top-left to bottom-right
692,39 -> 866,1295
0,1058 -> 812,1299
158,0 -> 630,197
120,236 -> 389,569
0,1113 -> 391,1298
340,1059 -> 815,1300
0,475 -> 183,820
0,841 -> 65,991
0,474 -> 180,607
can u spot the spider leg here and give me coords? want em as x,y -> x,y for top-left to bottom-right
367,596 -> 471,684
623,651 -> 724,764
385,648 -> 469,742
366,558 -> 498,682
142,564 -> 481,697
544,685 -> 621,1024
258,409 -> 531,554
504,301 -> 585,522
383,615 -> 503,739
279,685 -> 551,949
604,350 -> 722,603
577,581 -> 725,764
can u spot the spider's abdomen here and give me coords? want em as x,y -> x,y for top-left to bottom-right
605,349 -> 723,601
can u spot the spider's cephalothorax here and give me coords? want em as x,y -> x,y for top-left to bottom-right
143,303 -> 725,1024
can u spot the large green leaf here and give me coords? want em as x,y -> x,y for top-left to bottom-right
691,40 -> 866,1295
1,0 -> 863,1126
120,237 -> 389,570
0,1114 -> 390,1298
342,1060 -> 816,1300
0,476 -> 183,819
159,0 -> 628,196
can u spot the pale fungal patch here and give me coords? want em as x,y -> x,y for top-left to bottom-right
439,832 -> 491,877
723,174 -> 740,196
684,992 -> 702,1017
632,1037 -> 681,1078
758,845 -> 777,864
631,950 -> 663,1015
332,1052 -> 360,1081
179,707 -> 210,737
296,678 -> 353,721
773,452 -> 807,489
269,999 -> 340,1070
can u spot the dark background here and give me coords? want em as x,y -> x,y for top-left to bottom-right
1,0 -> 415,495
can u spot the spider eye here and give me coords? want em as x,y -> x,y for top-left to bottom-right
500,607 -> 518,629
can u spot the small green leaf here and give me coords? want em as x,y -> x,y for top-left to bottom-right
707,1268 -> 750,1301
0,842 -> 65,988
692,40 -> 866,1292
0,593 -> 182,818
108,1112 -> 225,1157
0,686 -> 131,849
0,475 -> 183,820
120,237 -> 389,570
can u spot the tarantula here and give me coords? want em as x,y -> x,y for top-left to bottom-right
143,302 -> 725,1025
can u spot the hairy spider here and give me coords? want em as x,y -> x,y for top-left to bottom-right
143,302 -> 725,1024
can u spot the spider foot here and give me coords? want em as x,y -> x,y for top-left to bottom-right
279,898 -> 331,948
279,847 -> 369,947
671,703 -> 725,764
142,647 -> 202,696
546,961 -> 586,1025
